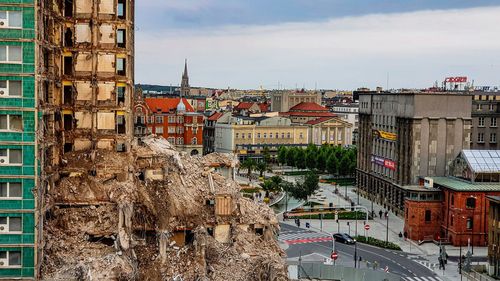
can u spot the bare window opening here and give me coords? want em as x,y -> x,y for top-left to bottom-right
116,142 -> 126,152
117,29 -> 126,48
43,81 -> 49,102
63,143 -> 73,153
117,86 -> 125,105
185,230 -> 195,245
116,58 -> 125,75
63,114 -> 73,131
255,227 -> 264,236
63,85 -> 73,105
64,28 -> 73,47
64,56 -> 73,75
87,235 -> 115,246
116,115 -> 126,134
117,0 -> 126,19
207,227 -> 214,237
65,0 -> 73,17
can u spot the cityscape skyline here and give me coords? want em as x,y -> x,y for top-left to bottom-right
136,2 -> 500,90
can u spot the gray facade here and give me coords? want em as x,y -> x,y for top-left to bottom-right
357,92 -> 472,215
471,92 -> 500,149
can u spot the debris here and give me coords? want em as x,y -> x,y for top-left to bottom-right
41,136 -> 287,281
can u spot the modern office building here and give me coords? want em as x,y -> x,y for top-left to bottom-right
0,0 -> 135,278
357,92 -> 472,216
471,92 -> 500,150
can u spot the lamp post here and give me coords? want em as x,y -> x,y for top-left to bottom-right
386,213 -> 389,245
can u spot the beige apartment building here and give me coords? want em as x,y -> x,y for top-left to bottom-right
214,113 -> 308,157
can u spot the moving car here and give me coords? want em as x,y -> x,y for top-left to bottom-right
333,233 -> 356,244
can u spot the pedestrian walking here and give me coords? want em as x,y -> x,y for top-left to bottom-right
398,232 -> 403,241
297,219 -> 301,228
379,210 -> 383,219
384,211 -> 388,218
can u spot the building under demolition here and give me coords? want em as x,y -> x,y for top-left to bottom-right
0,0 -> 286,279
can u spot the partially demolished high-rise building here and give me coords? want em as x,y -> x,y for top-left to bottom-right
0,0 -> 134,278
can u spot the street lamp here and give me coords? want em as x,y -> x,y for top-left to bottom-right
386,213 -> 389,245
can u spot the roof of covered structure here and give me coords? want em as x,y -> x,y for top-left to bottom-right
462,150 -> 500,173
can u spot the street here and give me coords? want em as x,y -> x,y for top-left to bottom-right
280,223 -> 444,281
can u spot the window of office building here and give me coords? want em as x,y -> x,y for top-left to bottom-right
478,133 -> 485,143
0,149 -> 22,165
492,118 -> 497,127
491,133 -> 497,143
0,11 -> 22,28
0,182 -> 21,198
0,251 -> 21,267
0,46 -> 22,63
0,80 -> 21,97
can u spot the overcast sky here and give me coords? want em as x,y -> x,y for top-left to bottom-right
135,1 -> 500,90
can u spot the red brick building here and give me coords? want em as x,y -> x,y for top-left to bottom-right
404,150 -> 500,246
141,97 -> 204,155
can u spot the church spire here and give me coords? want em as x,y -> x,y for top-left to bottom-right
181,59 -> 190,96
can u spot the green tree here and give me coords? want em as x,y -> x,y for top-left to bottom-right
338,154 -> 351,176
326,153 -> 339,175
289,171 -> 319,200
295,148 -> 306,169
305,150 -> 317,171
262,146 -> 272,164
316,151 -> 327,172
286,147 -> 296,167
277,146 -> 287,166
269,175 -> 283,190
241,158 -> 257,178
256,161 -> 270,177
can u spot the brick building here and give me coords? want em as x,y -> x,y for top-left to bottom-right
143,97 -> 204,155
487,196 -> 500,278
404,150 -> 500,246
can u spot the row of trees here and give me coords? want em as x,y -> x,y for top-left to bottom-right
277,144 -> 357,176
260,172 -> 319,200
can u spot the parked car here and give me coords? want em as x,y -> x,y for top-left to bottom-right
333,233 -> 356,244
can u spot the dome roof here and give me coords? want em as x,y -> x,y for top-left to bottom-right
177,98 -> 186,113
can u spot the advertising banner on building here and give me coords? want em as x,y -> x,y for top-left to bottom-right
373,129 -> 397,141
371,155 -> 397,170
384,159 -> 396,170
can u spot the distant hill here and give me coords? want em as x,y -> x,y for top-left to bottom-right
135,84 -> 177,93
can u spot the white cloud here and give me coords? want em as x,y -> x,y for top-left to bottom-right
136,7 -> 500,89
141,0 -> 213,11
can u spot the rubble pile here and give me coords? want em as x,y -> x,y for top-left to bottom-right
41,136 -> 288,280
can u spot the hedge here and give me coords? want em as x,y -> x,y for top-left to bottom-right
292,211 -> 372,220
354,235 -> 402,251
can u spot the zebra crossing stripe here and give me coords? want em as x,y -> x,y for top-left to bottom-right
404,276 -> 442,281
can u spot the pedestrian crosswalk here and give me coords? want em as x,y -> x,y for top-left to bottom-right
279,230 -> 332,245
403,276 -> 442,281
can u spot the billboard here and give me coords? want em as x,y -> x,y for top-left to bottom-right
373,129 -> 397,141
444,77 -> 467,83
371,155 -> 397,171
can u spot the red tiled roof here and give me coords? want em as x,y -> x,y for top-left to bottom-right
145,97 -> 194,113
208,112 -> 224,121
305,117 -> 336,125
234,102 -> 254,110
289,102 -> 329,112
280,111 -> 336,117
258,103 -> 270,112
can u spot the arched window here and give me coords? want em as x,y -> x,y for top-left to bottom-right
466,197 -> 476,209
191,137 -> 197,145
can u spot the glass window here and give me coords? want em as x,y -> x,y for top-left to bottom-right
9,81 -> 21,97
466,197 -> 476,209
116,29 -> 125,46
155,126 -> 163,134
9,149 -> 21,164
466,217 -> 473,229
8,46 -> 21,62
9,217 -> 21,232
491,118 -> 497,127
479,117 -> 485,127
0,46 -> 6,61
0,115 -> 7,130
8,11 -> 22,28
116,58 -> 124,71
8,251 -> 21,266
